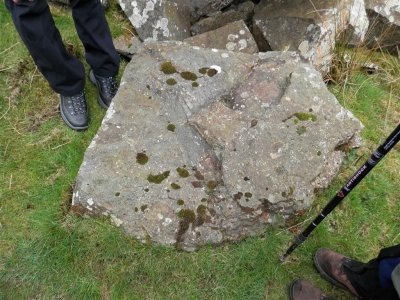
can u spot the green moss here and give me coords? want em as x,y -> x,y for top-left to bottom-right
146,84 -> 150,89
180,71 -> 198,81
197,205 -> 207,216
192,82 -> 199,88
171,183 -> 181,190
207,68 -> 218,77
199,67 -> 208,74
160,61 -> 177,74
167,123 -> 176,132
140,205 -> 148,212
147,171 -> 170,184
177,209 -> 196,223
177,199 -> 185,206
136,152 -> 149,165
244,192 -> 253,198
282,187 -> 295,198
115,192 -> 120,197
144,188 -> 149,192
166,78 -> 177,86
176,167 -> 189,178
294,112 -> 317,122
207,180 -> 218,190
134,207 -> 139,212
201,198 -> 208,202
297,126 -> 307,135
317,150 -> 322,156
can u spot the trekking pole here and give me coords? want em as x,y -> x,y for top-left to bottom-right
280,123 -> 400,262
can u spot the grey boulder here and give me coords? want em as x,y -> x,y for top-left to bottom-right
184,20 -> 259,54
253,0 -> 368,73
73,42 -> 363,251
118,0 -> 191,41
365,0 -> 400,53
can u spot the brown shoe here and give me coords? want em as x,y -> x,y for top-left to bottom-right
289,279 -> 335,300
314,248 -> 361,298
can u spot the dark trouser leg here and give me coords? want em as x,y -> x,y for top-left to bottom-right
70,0 -> 119,77
5,0 -> 85,96
344,253 -> 400,299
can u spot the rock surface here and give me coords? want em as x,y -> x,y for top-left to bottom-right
365,0 -> 400,53
253,0 -> 355,73
184,20 -> 258,54
73,42 -> 363,251
116,0 -> 399,72
113,35 -> 144,59
117,0 -> 191,41
189,0 -> 235,21
191,2 -> 254,36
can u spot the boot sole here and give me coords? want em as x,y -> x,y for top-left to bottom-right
60,105 -> 88,131
288,280 -> 298,300
89,70 -> 109,109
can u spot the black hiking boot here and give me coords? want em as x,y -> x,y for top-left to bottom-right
89,69 -> 119,108
59,91 -> 89,131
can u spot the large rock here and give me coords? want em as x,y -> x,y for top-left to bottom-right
118,0 -> 191,41
113,35 -> 144,59
190,0 -> 235,21
253,0 -> 366,73
184,20 -> 259,54
365,0 -> 400,53
72,42 -> 363,251
191,1 -> 254,35
346,0 -> 370,45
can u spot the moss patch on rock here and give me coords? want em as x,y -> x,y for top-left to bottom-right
294,112 -> 317,122
136,152 -> 149,165
177,167 -> 190,178
180,71 -> 198,81
167,123 -> 176,132
161,61 -> 177,74
166,78 -> 177,86
171,183 -> 181,190
147,171 -> 170,184
177,209 -> 196,223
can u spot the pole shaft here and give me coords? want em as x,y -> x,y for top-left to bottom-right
281,124 -> 400,261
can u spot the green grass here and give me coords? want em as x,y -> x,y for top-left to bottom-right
0,2 -> 399,299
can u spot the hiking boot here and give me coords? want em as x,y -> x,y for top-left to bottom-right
314,248 -> 361,298
89,69 -> 118,108
59,91 -> 89,131
289,279 -> 335,300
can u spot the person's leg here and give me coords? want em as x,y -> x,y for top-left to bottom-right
69,0 -> 119,77
5,0 -> 85,96
314,248 -> 400,300
69,0 -> 119,108
392,264 -> 400,297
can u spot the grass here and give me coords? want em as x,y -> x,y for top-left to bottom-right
0,2 -> 399,299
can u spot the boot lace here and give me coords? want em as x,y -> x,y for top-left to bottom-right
67,92 -> 86,115
99,76 -> 118,98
